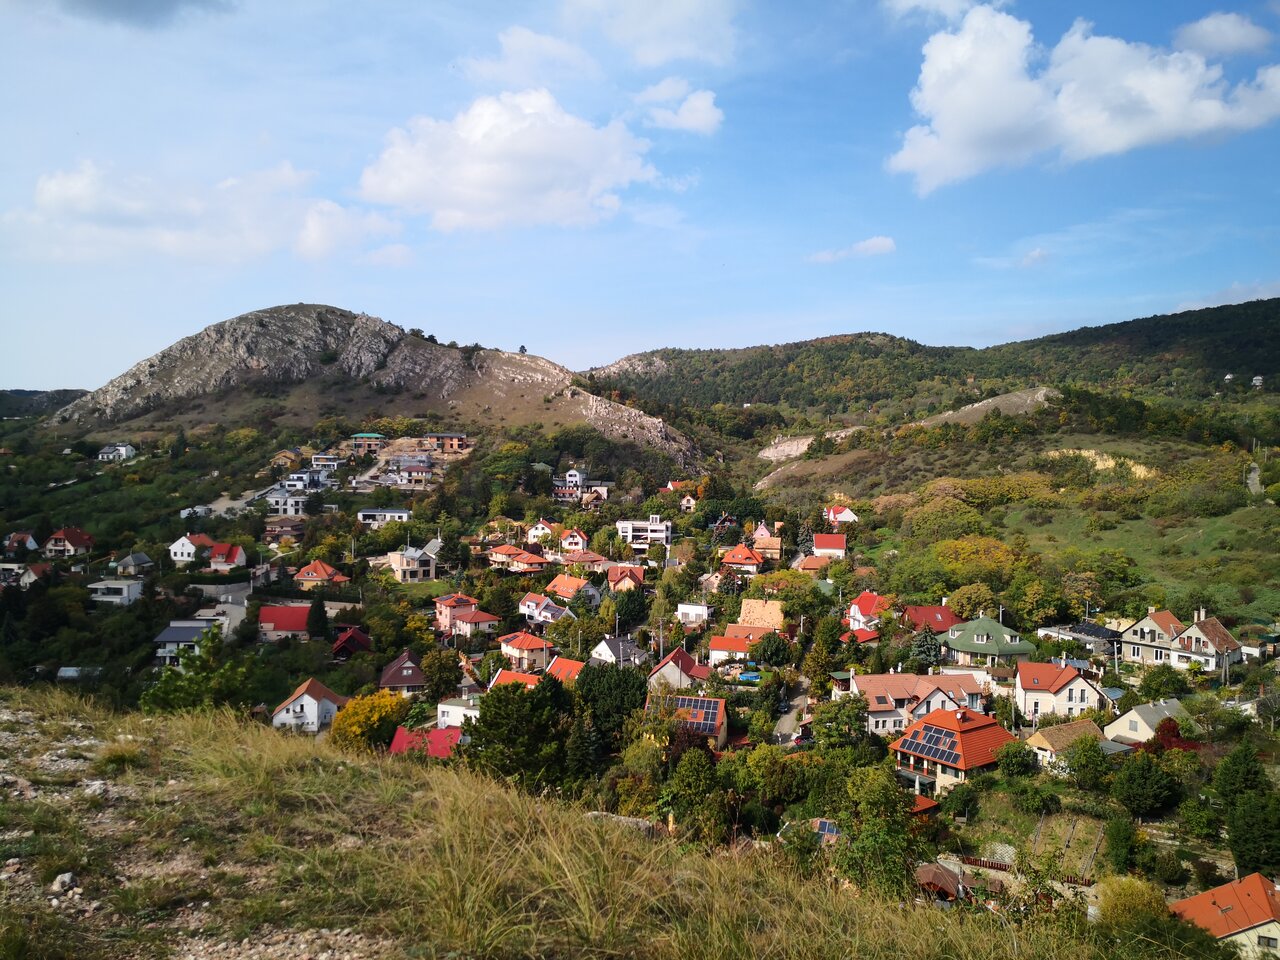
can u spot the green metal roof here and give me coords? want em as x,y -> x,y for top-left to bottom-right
943,616 -> 1036,655
352,432 -> 386,438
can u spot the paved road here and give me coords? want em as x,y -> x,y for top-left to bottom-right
773,675 -> 811,744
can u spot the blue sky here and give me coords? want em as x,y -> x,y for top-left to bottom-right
4,0 -> 1280,389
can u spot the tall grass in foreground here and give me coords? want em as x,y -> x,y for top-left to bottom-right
2,689 -> 1222,959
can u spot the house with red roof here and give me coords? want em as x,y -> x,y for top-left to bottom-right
797,555 -> 832,576
891,707 -> 1015,796
545,573 -> 600,607
708,635 -> 753,666
1175,612 -> 1243,673
489,668 -> 541,690
499,631 -> 556,671
331,625 -> 371,660
645,692 -> 728,749
1172,873 -> 1280,956
901,603 -> 965,634
823,505 -> 858,527
44,527 -> 95,558
380,649 -> 426,697
545,656 -> 586,685
1014,660 -> 1110,722
527,518 -> 557,544
258,604 -> 313,642
812,533 -> 846,560
294,559 -> 350,591
169,533 -> 216,566
3,532 -> 38,557
648,647 -> 710,691
518,592 -> 575,627
721,543 -> 764,576
434,593 -> 480,632
388,725 -> 465,759
840,627 -> 881,645
607,565 -> 645,592
452,608 -> 501,639
207,543 -> 247,572
847,590 -> 891,631
562,549 -> 610,573
559,528 -> 588,554
1119,606 -> 1187,668
272,678 -> 349,733
839,672 -> 986,736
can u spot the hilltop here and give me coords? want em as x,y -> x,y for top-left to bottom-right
0,389 -> 87,418
589,299 -> 1280,419
48,304 -> 699,468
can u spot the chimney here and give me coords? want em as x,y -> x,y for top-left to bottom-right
942,596 -> 948,607
1197,607 -> 1207,623
955,710 -> 965,723
1148,605 -> 1156,615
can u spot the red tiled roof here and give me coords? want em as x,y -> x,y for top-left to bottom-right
650,647 -> 711,682
844,628 -> 880,644
436,593 -> 480,608
912,794 -> 940,816
902,605 -> 964,633
722,543 -> 764,566
295,559 -> 349,583
208,543 -> 244,565
186,533 -> 217,548
724,624 -> 769,640
560,528 -> 587,543
1016,661 -> 1081,695
851,590 -> 890,620
812,533 -> 846,551
331,625 -> 371,656
389,725 -> 463,759
274,677 -> 349,716
490,668 -> 540,689
709,635 -> 752,655
546,573 -> 589,600
891,708 -> 1014,772
798,556 -> 832,572
608,565 -> 646,585
499,631 -> 554,651
453,609 -> 499,624
546,656 -> 586,683
380,649 -> 423,688
47,527 -> 95,549
1148,609 -> 1185,637
1172,873 -> 1280,940
258,605 -> 311,633
563,550 -> 608,564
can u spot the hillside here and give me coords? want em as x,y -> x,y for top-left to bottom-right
589,299 -> 1280,418
0,389 -> 87,418
49,304 -> 700,468
0,687 -> 1220,960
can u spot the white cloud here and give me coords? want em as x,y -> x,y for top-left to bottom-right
636,76 -> 692,104
647,90 -> 724,134
1175,12 -> 1271,58
809,235 -> 897,263
882,0 -> 990,23
4,159 -> 392,262
460,26 -> 600,88
359,89 -> 657,231
889,6 -> 1280,194
564,0 -> 738,66
1020,246 -> 1048,267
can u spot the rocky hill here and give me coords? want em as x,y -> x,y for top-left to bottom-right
0,388 -> 87,418
50,304 -> 700,467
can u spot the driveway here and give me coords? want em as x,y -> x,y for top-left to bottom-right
773,675 -> 811,744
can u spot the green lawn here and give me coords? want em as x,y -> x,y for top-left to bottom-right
391,579 -> 455,601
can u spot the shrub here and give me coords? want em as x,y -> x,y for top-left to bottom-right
330,690 -> 411,752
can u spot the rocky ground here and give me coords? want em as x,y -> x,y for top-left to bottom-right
0,704 -> 404,960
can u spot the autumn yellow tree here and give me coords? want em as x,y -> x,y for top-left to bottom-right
330,690 -> 411,751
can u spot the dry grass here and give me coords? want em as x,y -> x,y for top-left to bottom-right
0,688 -> 1222,959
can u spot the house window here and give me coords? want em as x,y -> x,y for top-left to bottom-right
1130,645 -> 1140,658
1067,689 -> 1074,703
1258,936 -> 1278,949
1128,719 -> 1139,732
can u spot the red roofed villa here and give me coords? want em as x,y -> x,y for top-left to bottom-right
258,604 -> 313,641
294,559 -> 350,591
892,707 -> 1015,796
1172,873 -> 1280,955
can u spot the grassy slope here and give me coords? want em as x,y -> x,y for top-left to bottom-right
0,688 -> 1217,960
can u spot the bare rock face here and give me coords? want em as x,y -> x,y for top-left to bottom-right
578,392 -> 700,470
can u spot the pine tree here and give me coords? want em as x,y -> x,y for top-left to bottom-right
307,595 -> 329,639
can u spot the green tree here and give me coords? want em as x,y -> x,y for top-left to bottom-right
573,663 -> 648,751
749,632 -> 793,667
831,764 -> 921,897
1137,664 -> 1191,701
1228,790 -> 1280,876
947,583 -> 995,620
307,595 -> 329,638
1062,735 -> 1111,792
140,627 -> 248,712
419,648 -> 463,704
1111,751 -> 1178,818
909,630 -> 941,668
330,689 -> 411,751
995,740 -> 1036,777
810,695 -> 871,750
463,677 -> 571,789
1212,741 -> 1269,814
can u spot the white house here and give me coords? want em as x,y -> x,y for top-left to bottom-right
272,678 -> 349,733
357,508 -> 412,529
1104,699 -> 1194,745
1014,661 -> 1110,721
590,636 -> 648,668
88,579 -> 144,606
823,505 -> 858,526
262,486 -> 310,516
708,635 -> 751,666
1119,608 -> 1186,668
812,533 -> 847,560
559,528 -> 588,554
153,620 -> 213,668
169,533 -> 214,566
677,602 -> 711,628
437,694 -> 482,729
519,592 -> 575,626
527,519 -> 556,545
834,672 -> 985,736
97,442 -> 136,462
616,515 -> 672,555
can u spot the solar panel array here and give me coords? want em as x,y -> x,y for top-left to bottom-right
815,818 -> 841,837
899,723 -> 961,766
668,695 -> 722,735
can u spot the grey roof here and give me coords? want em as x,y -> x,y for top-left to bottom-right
593,636 -> 646,664
153,623 -> 209,647
117,552 -> 152,567
1101,686 -> 1126,702
1129,698 -> 1194,729
1098,740 -> 1134,756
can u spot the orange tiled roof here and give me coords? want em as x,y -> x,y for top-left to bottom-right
1016,661 -> 1082,695
891,708 -> 1014,772
546,573 -> 589,600
709,635 -> 752,655
722,543 -> 763,566
546,656 -> 585,683
489,669 -> 540,689
499,631 -> 554,651
274,677 -> 349,716
296,559 -> 349,583
1172,873 -> 1280,939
